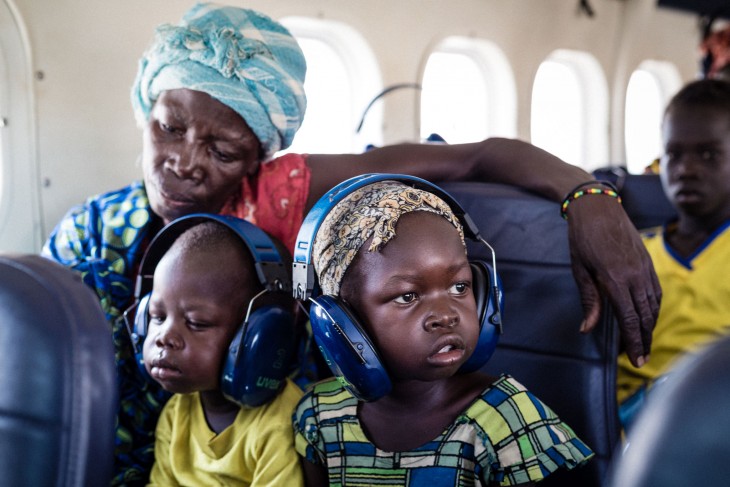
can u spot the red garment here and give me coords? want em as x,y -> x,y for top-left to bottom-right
701,26 -> 730,78
221,153 -> 311,253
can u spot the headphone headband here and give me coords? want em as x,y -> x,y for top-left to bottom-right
135,213 -> 291,300
292,173 -> 482,300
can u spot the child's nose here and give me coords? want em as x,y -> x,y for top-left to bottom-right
674,153 -> 704,177
424,301 -> 459,331
155,320 -> 183,349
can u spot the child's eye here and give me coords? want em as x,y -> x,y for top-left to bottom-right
187,319 -> 211,331
450,282 -> 469,295
394,292 -> 417,304
700,150 -> 717,162
149,314 -> 164,326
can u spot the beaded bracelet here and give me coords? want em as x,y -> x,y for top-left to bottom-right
560,180 -> 622,220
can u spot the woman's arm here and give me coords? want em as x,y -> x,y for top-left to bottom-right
306,137 -> 660,367
305,138 -> 589,207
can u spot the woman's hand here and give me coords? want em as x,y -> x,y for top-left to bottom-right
564,193 -> 661,368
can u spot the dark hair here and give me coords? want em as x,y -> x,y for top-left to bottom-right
173,220 -> 293,268
665,79 -> 730,118
173,221 -> 245,255
169,221 -> 260,294
169,220 -> 295,312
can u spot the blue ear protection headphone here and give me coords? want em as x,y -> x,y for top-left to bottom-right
125,213 -> 297,408
292,174 -> 503,402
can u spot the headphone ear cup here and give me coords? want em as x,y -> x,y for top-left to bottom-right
131,293 -> 153,380
459,260 -> 502,373
309,295 -> 392,401
221,304 -> 298,408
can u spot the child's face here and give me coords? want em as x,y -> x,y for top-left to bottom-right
142,247 -> 252,394
661,105 -> 730,220
342,212 -> 479,382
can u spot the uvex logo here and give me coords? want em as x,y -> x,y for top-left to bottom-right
257,376 -> 281,390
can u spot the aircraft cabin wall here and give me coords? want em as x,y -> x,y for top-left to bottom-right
0,0 -> 700,253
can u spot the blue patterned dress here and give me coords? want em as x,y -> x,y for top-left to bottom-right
43,181 -> 167,485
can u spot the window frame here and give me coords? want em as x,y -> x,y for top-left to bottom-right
281,16 -> 383,153
531,49 -> 609,171
624,60 -> 682,174
419,36 -> 517,142
0,0 -> 40,252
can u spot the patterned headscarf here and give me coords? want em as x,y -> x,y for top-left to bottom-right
131,2 -> 307,160
312,180 -> 466,296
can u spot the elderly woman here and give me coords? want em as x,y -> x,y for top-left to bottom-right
44,3 -> 659,485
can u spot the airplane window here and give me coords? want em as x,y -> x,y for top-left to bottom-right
420,37 -> 516,143
280,17 -> 383,154
0,65 -> 5,217
282,37 -> 352,154
531,50 -> 609,171
421,52 -> 488,144
0,110 -> 3,195
0,2 -> 40,253
624,61 -> 681,174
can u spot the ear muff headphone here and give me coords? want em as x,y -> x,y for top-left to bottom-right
125,213 -> 297,408
292,174 -> 504,401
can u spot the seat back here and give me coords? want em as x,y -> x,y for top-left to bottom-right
0,254 -> 116,487
440,182 -> 621,487
606,334 -> 730,487
593,168 -> 677,230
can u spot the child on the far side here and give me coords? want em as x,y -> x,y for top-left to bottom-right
293,179 -> 593,486
617,79 -> 730,429
136,216 -> 304,486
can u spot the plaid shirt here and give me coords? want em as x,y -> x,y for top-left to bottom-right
294,375 -> 593,486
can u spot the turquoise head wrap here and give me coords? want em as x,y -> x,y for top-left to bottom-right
131,3 -> 307,160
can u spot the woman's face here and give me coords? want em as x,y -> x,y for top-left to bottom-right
142,89 -> 262,224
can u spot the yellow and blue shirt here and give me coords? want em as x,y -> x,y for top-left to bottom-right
617,220 -> 730,405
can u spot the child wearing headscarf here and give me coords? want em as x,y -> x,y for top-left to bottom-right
293,179 -> 593,486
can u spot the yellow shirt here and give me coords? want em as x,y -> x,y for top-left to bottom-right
148,380 -> 304,486
617,222 -> 730,404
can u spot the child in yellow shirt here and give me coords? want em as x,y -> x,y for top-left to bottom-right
127,213 -> 304,486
